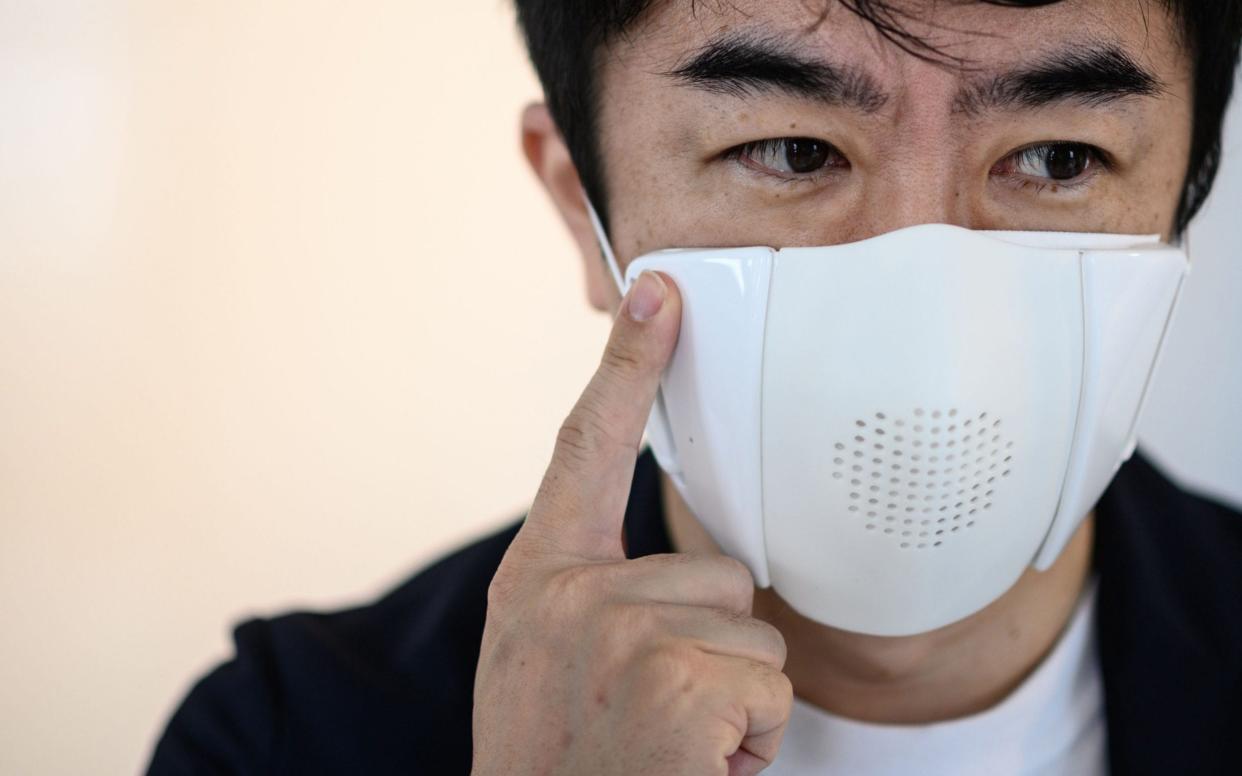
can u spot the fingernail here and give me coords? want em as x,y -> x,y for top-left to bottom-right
625,271 -> 666,322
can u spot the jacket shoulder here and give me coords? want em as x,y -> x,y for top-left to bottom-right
1095,450 -> 1242,775
1099,450 -> 1242,659
146,520 -> 521,776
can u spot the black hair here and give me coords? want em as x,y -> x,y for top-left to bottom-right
513,0 -> 1242,235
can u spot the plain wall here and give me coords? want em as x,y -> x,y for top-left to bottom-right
1,4 -> 608,774
1139,69 -> 1242,507
0,5 -> 1237,775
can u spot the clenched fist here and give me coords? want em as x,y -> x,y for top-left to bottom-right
472,271 -> 792,776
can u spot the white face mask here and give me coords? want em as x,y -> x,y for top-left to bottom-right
588,202 -> 1189,636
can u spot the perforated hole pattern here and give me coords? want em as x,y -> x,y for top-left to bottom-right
830,408 -> 1014,550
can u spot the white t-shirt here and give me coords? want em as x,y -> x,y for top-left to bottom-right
767,582 -> 1106,776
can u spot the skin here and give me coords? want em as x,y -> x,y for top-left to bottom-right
477,0 -> 1194,772
474,274 -> 788,776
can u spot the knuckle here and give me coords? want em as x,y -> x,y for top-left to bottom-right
590,602 -> 659,668
485,558 -> 525,612
484,572 -> 513,612
513,506 -> 576,560
605,600 -> 660,636
553,415 -> 597,467
544,564 -> 602,611
631,551 -> 692,575
642,642 -> 701,687
755,619 -> 789,667
716,555 -> 755,587
520,569 -> 592,633
753,664 -> 795,719
713,556 -> 757,610
772,669 -> 794,706
710,610 -> 785,667
553,400 -> 633,469
599,335 -> 646,381
751,658 -> 792,692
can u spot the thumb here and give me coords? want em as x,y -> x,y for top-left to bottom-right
522,270 -> 682,560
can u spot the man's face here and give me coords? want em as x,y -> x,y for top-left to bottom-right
594,0 -> 1192,265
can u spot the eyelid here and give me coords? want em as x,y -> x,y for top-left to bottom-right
992,141 -> 1112,182
723,137 -> 1112,192
723,136 -> 849,181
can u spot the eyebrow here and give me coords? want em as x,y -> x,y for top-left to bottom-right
667,33 -> 1162,117
954,45 -> 1163,115
666,33 -> 889,113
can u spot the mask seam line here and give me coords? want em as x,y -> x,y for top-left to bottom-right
1034,250 -> 1091,564
755,249 -> 777,588
1121,262 -> 1189,453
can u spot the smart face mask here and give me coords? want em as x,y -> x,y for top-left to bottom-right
588,204 -> 1189,636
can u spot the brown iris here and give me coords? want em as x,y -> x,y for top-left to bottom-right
784,138 -> 832,174
1044,144 -> 1090,180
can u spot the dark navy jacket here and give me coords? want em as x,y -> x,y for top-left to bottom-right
147,449 -> 1242,775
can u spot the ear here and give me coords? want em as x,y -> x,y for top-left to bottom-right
521,103 -> 616,312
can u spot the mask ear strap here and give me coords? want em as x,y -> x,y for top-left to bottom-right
582,188 -> 683,479
583,191 -> 627,293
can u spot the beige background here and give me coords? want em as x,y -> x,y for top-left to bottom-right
1,3 -> 608,774
1,3 -> 1237,776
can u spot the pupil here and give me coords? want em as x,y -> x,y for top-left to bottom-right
786,138 -> 829,173
1046,144 -> 1087,180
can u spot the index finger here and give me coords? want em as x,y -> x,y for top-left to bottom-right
521,270 -> 682,561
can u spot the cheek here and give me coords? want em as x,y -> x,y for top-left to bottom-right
601,139 -> 694,262
606,170 -> 738,261
1109,137 -> 1189,237
1138,104 -> 1194,234
608,154 -> 859,257
608,199 -> 674,265
611,191 -> 839,258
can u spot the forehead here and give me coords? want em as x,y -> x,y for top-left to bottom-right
602,0 -> 1189,99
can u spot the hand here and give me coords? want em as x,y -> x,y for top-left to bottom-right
472,271 -> 792,776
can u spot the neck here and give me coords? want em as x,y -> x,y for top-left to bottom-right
660,471 -> 1094,724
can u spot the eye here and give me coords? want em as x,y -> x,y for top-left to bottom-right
992,142 -> 1103,184
728,137 -> 849,178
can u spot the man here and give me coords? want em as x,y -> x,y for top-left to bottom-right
149,2 -> 1242,774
